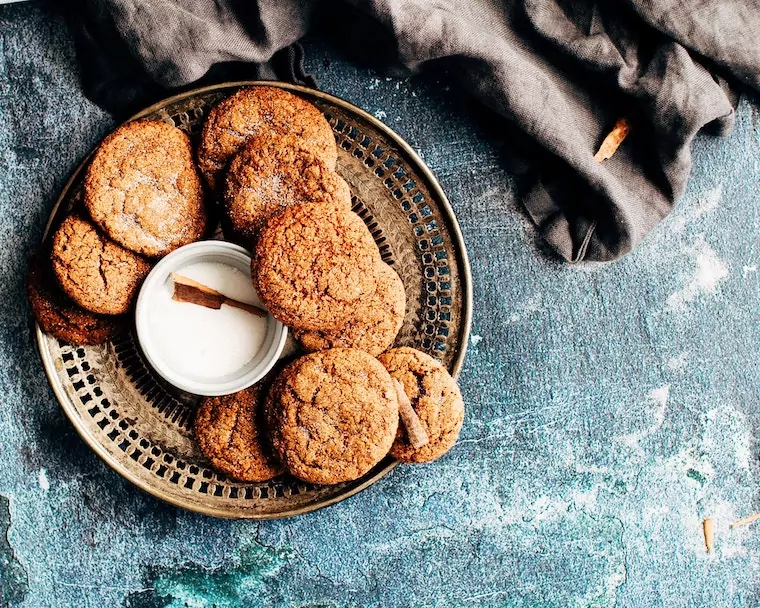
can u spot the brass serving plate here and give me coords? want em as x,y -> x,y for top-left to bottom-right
36,82 -> 472,519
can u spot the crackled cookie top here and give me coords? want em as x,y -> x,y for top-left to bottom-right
84,120 -> 206,258
27,255 -> 125,345
295,262 -> 406,356
198,86 -> 338,190
194,386 -> 284,483
224,134 -> 351,241
252,203 -> 382,331
51,215 -> 151,315
266,349 -> 399,485
378,347 -> 464,463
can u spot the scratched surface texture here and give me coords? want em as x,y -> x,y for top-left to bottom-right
1,5 -> 759,608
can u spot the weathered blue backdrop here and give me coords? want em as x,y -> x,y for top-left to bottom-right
1,5 -> 759,607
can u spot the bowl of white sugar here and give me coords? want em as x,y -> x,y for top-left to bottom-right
134,241 -> 288,396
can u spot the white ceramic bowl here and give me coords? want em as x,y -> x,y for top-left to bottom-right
135,241 -> 288,396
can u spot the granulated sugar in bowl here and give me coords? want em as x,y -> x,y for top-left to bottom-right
135,241 -> 287,396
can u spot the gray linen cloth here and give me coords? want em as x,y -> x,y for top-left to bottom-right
75,0 -> 760,262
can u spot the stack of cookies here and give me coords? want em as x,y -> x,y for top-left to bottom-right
253,202 -> 406,356
28,120 -> 208,343
191,87 -> 464,485
196,85 -> 406,356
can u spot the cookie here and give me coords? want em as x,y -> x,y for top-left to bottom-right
294,262 -> 406,356
51,215 -> 152,315
194,385 -> 284,482
266,348 -> 399,485
198,86 -> 337,190
26,255 -> 125,345
84,120 -> 207,258
252,202 -> 382,331
377,347 -> 464,463
224,134 -> 351,241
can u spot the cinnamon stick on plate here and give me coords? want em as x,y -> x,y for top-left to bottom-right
171,273 -> 267,318
393,379 -> 429,449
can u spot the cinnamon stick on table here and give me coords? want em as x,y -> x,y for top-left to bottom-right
703,518 -> 714,553
393,379 -> 429,449
171,273 -> 267,318
730,512 -> 760,528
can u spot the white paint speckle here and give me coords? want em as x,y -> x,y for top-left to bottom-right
574,462 -> 610,475
666,238 -> 728,311
573,488 -> 599,510
615,385 -> 670,456
698,185 -> 723,216
702,406 -> 752,472
649,385 -> 670,408
505,297 -> 543,325
477,185 -> 501,201
669,184 -> 722,232
527,495 -> 570,523
666,353 -> 688,372
743,265 -> 757,276
735,434 -> 751,472
470,335 -> 482,348
373,109 -> 387,120
574,261 -> 609,273
38,468 -> 50,491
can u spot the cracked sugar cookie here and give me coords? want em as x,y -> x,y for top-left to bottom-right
194,385 -> 284,483
378,347 -> 464,463
252,202 -> 382,331
294,262 -> 406,356
84,120 -> 207,258
51,215 -> 151,315
224,133 -> 351,241
198,86 -> 338,190
265,349 -> 399,485
27,255 -> 126,345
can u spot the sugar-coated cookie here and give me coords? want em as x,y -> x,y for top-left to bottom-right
224,134 -> 350,241
27,255 -> 126,345
198,86 -> 337,190
194,386 -> 284,482
84,120 -> 206,258
378,347 -> 464,463
295,262 -> 406,356
252,203 -> 381,331
51,215 -> 151,315
265,349 -> 399,485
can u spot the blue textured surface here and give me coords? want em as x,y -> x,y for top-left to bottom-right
1,5 -> 760,608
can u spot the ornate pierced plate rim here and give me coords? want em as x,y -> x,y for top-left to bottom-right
35,81 -> 473,519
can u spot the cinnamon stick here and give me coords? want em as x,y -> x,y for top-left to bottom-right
703,518 -> 714,553
393,379 -> 429,450
730,512 -> 760,528
594,118 -> 630,162
171,273 -> 267,318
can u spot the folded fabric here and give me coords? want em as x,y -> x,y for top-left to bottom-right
72,0 -> 760,262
